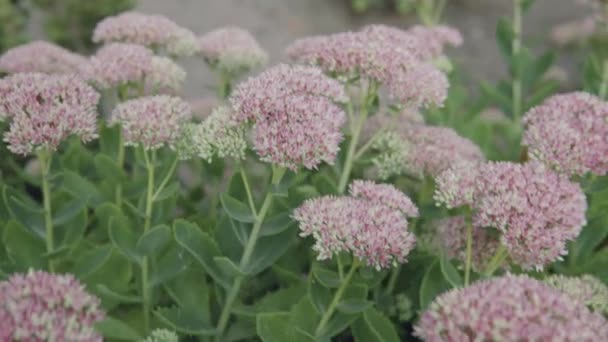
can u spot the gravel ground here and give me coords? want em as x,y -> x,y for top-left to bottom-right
137,0 -> 587,99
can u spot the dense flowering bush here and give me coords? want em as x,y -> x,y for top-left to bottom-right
0,3 -> 607,341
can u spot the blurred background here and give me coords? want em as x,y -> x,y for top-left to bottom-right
1,0 -> 590,98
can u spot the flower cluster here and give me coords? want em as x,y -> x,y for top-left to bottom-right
93,11 -> 199,56
285,24 -> 453,108
435,161 -> 587,270
522,92 -> 608,176
1,73 -> 100,155
110,95 -> 192,150
370,130 -> 410,180
176,106 -> 247,162
230,64 -> 347,170
0,40 -> 87,75
434,216 -> 501,272
293,180 -> 417,269
198,26 -> 268,74
544,274 -> 608,315
142,329 -> 179,342
0,270 -> 105,341
415,275 -> 608,341
145,56 -> 187,94
82,43 -> 153,90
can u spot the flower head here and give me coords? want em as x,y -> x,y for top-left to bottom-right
544,274 -> 608,315
2,73 -> 99,155
198,26 -> 268,74
370,130 -> 410,180
415,275 -> 608,341
93,12 -> 199,56
176,106 -> 246,162
386,63 -> 449,109
0,40 -> 87,75
142,329 -> 179,342
435,161 -> 587,270
110,95 -> 192,150
434,216 -> 501,272
230,64 -> 347,170
522,92 -> 608,176
0,270 -> 105,341
293,181 -> 417,269
405,25 -> 463,60
145,56 -> 186,94
82,43 -> 153,90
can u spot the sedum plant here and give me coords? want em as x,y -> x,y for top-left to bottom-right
0,5 -> 607,342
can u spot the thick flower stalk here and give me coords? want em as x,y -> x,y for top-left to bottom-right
544,274 -> 608,315
81,43 -> 154,90
415,275 -> 608,341
0,40 -> 87,75
93,11 -> 199,56
522,92 -> 608,176
198,26 -> 268,78
230,64 -> 347,170
435,161 -> 587,271
0,270 -> 105,342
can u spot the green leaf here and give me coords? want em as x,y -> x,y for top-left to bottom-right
215,215 -> 246,261
99,124 -> 121,160
244,229 -> 294,275
419,260 -> 452,310
336,299 -> 373,314
220,193 -> 255,223
214,256 -> 247,278
309,279 -> 332,314
154,307 -> 216,335
3,187 -> 44,238
52,198 -> 86,226
255,285 -> 307,313
312,263 -> 341,288
480,81 -> 511,113
570,214 -> 608,264
164,268 -> 211,320
136,224 -> 171,257
496,18 -> 513,62
73,244 -> 113,279
153,182 -> 179,202
61,170 -> 103,207
290,296 -> 320,340
95,317 -> 142,341
320,312 -> 358,339
2,220 -> 46,270
173,219 -> 230,288
149,244 -> 192,287
96,284 -> 141,304
440,254 -> 463,288
261,212 -> 294,237
351,308 -> 399,342
521,0 -> 535,12
257,312 -> 295,341
94,153 -> 126,184
109,216 -> 140,263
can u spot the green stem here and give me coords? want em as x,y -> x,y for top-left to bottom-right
464,211 -> 473,286
337,256 -> 345,281
141,149 -> 156,333
512,0 -> 523,123
483,244 -> 508,277
433,0 -> 447,24
599,59 -> 608,100
215,167 -> 286,341
115,130 -> 125,207
385,265 -> 401,295
38,149 -> 55,272
240,165 -> 257,216
314,260 -> 359,337
152,156 -> 179,201
218,71 -> 232,99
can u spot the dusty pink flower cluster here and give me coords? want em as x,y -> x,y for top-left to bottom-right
145,56 -> 187,94
230,64 -> 347,170
198,26 -> 268,74
434,216 -> 500,272
415,275 -> 608,341
1,73 -> 100,155
110,95 -> 192,150
0,270 -> 105,342
285,24 -> 456,108
435,161 -> 587,270
0,40 -> 87,75
82,43 -> 153,90
293,180 -> 418,269
523,92 -> 608,176
93,11 -> 199,56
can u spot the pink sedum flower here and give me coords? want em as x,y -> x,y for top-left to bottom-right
435,161 -> 587,270
0,270 -> 105,342
0,40 -> 87,75
293,181 -> 417,270
386,63 -> 448,109
93,12 -> 199,57
145,56 -> 186,94
544,274 -> 608,315
415,275 -> 608,341
81,43 -> 153,90
405,25 -> 463,60
2,73 -> 100,155
198,26 -> 268,74
350,180 -> 419,217
522,92 -> 608,176
110,95 -> 192,150
230,64 -> 347,170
